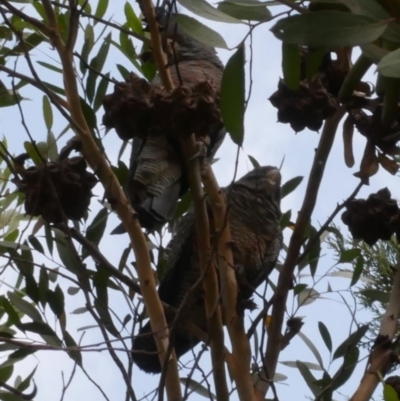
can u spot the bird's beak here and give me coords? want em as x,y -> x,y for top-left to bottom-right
266,168 -> 281,187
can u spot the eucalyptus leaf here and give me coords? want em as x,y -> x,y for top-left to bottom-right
271,11 -> 388,48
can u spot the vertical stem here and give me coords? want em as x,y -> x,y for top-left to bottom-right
202,164 -> 257,401
180,136 -> 229,401
350,256 -> 400,401
39,2 -> 182,400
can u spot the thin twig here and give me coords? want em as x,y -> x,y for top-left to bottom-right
50,0 -> 151,44
0,65 -> 70,110
0,0 -> 50,33
32,3 -> 178,399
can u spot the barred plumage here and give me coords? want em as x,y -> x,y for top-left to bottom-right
112,11 -> 225,233
132,166 -> 282,373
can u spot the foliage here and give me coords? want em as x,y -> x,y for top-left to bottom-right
1,1 -> 400,401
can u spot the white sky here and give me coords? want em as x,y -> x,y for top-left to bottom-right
0,1 -> 398,401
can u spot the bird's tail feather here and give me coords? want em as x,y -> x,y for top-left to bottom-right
132,321 -> 200,373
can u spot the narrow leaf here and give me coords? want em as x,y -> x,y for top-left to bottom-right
281,176 -> 303,198
220,44 -> 245,145
42,95 -> 53,130
318,321 -> 332,352
282,42 -> 300,90
173,14 -> 228,49
271,11 -> 388,48
178,0 -> 240,23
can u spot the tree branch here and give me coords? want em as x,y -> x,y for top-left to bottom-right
50,0 -> 151,44
201,162 -> 257,401
254,108 -> 346,399
350,260 -> 400,401
0,65 -> 70,111
31,3 -> 181,399
138,1 -> 229,400
0,0 -> 50,33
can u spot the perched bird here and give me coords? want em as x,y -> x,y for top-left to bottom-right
111,7 -> 225,233
132,166 -> 283,373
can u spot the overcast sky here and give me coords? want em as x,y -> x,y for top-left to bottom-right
0,1 -> 398,401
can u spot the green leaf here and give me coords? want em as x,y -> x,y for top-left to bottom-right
111,160 -> 129,186
360,289 -> 390,303
19,321 -> 56,336
281,176 -> 303,198
38,267 -> 48,308
293,283 -> 307,295
116,64 -> 130,80
340,0 -> 400,44
178,0 -> 240,23
173,14 -> 228,49
7,292 -> 42,322
298,331 -> 324,369
306,225 -> 321,277
118,247 -> 131,270
378,48 -> 400,78
384,383 -> 399,401
94,74 -> 110,112
124,2 -> 143,35
42,95 -> 53,130
331,347 -> 359,390
80,24 -> 95,75
94,0 -> 108,20
333,325 -> 368,360
94,268 -> 119,338
53,230 -> 80,274
217,1 -> 272,21
72,307 -> 88,314
46,285 -> 64,318
271,11 -> 388,48
118,27 -> 136,61
280,209 -> 292,229
318,321 -> 332,353
296,360 -> 320,396
24,141 -> 47,166
220,44 -> 245,145
79,97 -> 97,130
280,360 -> 322,371
82,208 -> 108,260
27,236 -> 44,254
180,377 -> 217,399
67,287 -> 80,295
47,130 -> 58,162
0,366 -> 13,383
0,81 -> 24,108
16,365 -> 37,393
248,155 -> 260,168
339,248 -> 361,263
350,256 -> 363,287
282,42 -> 300,90
0,296 -> 22,327
37,61 -> 63,74
13,32 -> 44,53
7,348 -> 36,362
87,32 -> 111,104
63,329 -> 82,366
305,48 -> 327,80
45,223 -> 53,256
